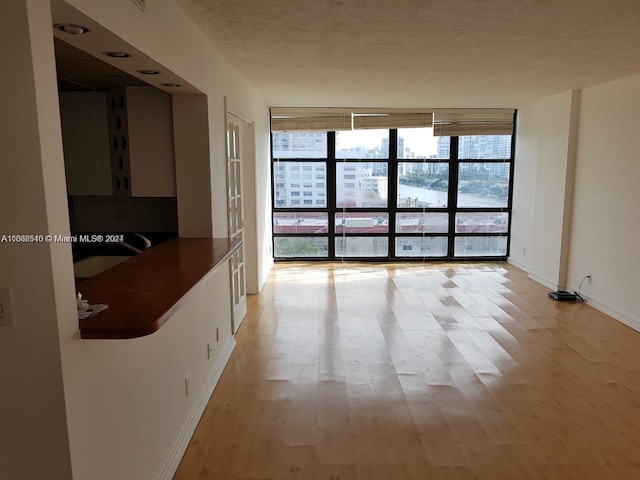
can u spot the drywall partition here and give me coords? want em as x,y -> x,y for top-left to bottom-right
173,94 -> 214,238
56,0 -> 273,283
509,103 -> 540,272
527,91 -> 577,290
242,108 -> 273,290
239,120 -> 260,294
256,116 -> 274,289
0,0 -> 74,478
45,1 -> 271,479
556,91 -> 581,291
566,74 -> 640,330
62,269 -> 235,480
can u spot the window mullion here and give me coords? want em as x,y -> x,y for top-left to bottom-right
448,137 -> 459,258
388,129 -> 398,260
327,131 -> 336,259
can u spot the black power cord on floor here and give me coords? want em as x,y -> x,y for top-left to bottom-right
573,274 -> 591,303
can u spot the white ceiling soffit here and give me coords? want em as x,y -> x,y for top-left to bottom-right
51,0 -> 202,95
176,0 -> 640,108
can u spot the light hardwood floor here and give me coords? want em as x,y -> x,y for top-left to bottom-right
174,263 -> 640,480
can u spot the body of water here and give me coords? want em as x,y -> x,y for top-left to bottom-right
397,184 -> 507,208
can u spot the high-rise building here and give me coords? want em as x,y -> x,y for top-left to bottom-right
273,162 -> 327,207
272,132 -> 327,158
437,137 -> 450,158
458,135 -> 511,159
336,163 -> 387,207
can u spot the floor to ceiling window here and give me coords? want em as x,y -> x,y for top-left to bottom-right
271,108 -> 515,261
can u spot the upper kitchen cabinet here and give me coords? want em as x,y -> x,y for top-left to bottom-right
108,87 -> 176,197
59,92 -> 112,196
59,87 -> 177,197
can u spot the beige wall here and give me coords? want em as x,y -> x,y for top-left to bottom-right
0,0 -> 272,478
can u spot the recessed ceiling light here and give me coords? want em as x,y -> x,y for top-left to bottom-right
161,83 -> 181,88
54,23 -> 91,35
102,51 -> 131,58
137,69 -> 161,75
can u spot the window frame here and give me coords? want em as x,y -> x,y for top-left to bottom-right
271,125 -> 515,261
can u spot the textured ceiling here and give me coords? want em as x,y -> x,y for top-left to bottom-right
176,0 -> 640,108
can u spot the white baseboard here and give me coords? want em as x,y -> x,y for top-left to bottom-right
527,271 -> 558,290
519,267 -> 640,332
507,257 -> 531,273
570,292 -> 640,334
158,336 -> 237,480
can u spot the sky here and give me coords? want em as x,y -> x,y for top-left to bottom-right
335,127 -> 439,157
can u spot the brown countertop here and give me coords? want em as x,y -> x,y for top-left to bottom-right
77,237 -> 242,339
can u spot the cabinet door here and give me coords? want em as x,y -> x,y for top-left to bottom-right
226,113 -> 247,332
59,92 -> 112,196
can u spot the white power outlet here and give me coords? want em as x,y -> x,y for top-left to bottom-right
185,375 -> 190,398
0,287 -> 16,326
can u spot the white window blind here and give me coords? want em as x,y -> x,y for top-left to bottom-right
432,109 -> 515,136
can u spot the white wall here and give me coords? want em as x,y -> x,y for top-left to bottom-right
54,0 -> 273,285
240,120 -> 260,294
566,74 -> 640,329
0,1 -> 73,478
509,103 -> 540,271
173,95 -> 214,237
511,76 -> 640,330
253,115 -> 274,289
510,91 -> 579,290
0,0 -> 273,478
54,0 -> 273,477
60,269 -> 234,480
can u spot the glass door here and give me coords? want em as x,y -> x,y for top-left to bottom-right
226,113 -> 247,332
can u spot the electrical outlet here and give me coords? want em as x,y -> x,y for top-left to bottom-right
185,375 -> 190,398
0,287 -> 16,326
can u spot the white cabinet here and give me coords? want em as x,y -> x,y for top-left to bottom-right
107,87 -> 176,197
60,87 -> 176,197
59,92 -> 112,196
